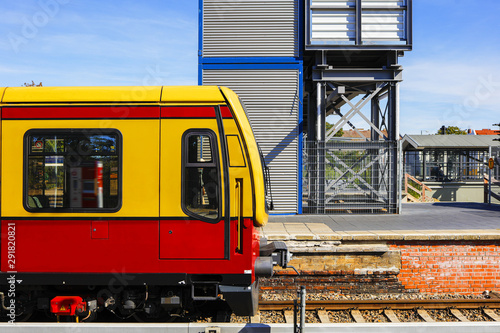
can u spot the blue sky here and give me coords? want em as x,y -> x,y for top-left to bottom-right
1,0 -> 499,135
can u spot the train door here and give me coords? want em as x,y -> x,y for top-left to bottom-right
159,106 -> 228,260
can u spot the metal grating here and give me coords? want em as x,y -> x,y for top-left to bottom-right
303,140 -> 397,214
202,0 -> 299,57
203,69 -> 300,213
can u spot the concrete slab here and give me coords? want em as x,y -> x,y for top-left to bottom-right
261,223 -> 289,240
333,231 -> 354,240
368,230 -> 405,240
284,223 -> 316,240
305,223 -> 342,240
344,231 -> 379,241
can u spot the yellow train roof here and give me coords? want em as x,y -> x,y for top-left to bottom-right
0,86 -> 226,104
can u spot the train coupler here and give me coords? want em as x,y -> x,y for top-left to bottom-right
256,240 -> 293,277
260,241 -> 292,268
50,296 -> 92,322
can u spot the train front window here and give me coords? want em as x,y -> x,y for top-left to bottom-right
182,131 -> 220,221
25,129 -> 121,212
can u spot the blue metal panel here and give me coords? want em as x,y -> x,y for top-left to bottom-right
298,0 -> 305,60
198,62 -> 203,86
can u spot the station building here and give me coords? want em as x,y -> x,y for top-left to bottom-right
402,134 -> 500,203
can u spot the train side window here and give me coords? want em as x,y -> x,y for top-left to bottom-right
182,131 -> 220,221
24,129 -> 121,212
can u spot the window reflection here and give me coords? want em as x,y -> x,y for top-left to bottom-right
184,133 -> 219,220
26,131 -> 120,210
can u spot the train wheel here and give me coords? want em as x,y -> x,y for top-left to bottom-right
0,291 -> 34,322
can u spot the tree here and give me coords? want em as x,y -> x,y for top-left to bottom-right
326,122 -> 344,137
23,81 -> 42,87
436,126 -> 467,135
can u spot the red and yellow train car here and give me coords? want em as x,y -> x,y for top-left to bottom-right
0,86 -> 288,321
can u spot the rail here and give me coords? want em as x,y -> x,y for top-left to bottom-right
257,298 -> 500,323
404,173 -> 433,203
259,298 -> 500,311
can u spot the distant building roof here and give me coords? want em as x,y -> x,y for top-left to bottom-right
402,134 -> 500,150
475,129 -> 500,135
342,128 -> 388,139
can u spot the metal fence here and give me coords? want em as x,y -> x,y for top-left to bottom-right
303,140 -> 397,214
403,150 -> 496,182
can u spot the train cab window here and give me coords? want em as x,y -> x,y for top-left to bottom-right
24,129 -> 121,212
182,131 -> 220,221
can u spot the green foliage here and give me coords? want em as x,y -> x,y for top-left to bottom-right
437,126 -> 467,135
326,122 -> 344,137
407,179 -> 422,199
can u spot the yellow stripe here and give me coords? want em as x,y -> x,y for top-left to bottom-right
2,86 -> 162,103
161,86 -> 225,103
0,86 -> 226,104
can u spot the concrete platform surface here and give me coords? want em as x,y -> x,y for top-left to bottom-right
264,203 -> 500,241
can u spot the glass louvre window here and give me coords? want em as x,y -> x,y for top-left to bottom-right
25,130 -> 121,211
183,132 -> 219,221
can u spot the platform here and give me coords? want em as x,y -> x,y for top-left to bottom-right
264,203 -> 500,241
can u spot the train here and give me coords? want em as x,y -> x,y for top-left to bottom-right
0,85 -> 290,322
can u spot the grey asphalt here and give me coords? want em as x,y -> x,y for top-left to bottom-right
269,203 -> 500,231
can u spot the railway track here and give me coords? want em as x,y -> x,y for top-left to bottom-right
249,298 -> 500,324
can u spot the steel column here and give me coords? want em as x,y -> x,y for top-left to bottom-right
388,83 -> 398,213
371,96 -> 381,197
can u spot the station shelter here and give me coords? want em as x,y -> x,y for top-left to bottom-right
402,134 -> 500,203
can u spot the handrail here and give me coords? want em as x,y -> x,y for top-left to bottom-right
405,173 -> 432,192
484,174 -> 500,202
404,173 -> 433,202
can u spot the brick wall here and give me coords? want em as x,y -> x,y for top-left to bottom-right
259,240 -> 500,295
389,240 -> 500,294
259,270 -> 408,295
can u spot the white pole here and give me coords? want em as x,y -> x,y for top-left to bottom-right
316,82 -> 322,141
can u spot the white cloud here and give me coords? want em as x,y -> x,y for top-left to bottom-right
399,58 -> 500,134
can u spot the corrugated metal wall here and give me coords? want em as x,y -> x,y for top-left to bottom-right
203,69 -> 300,213
202,0 -> 299,57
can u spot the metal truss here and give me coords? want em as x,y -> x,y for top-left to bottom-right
303,50 -> 401,214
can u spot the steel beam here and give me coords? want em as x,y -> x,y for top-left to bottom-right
312,67 -> 403,82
